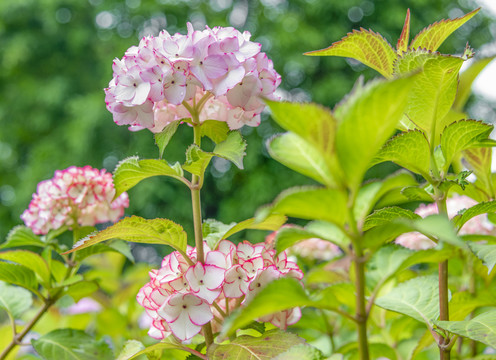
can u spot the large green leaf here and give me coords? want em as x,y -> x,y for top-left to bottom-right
213,131 -> 246,169
373,130 -> 431,179
455,56 -> 496,111
376,276 -> 441,327
267,187 -> 348,226
468,242 -> 496,274
363,207 -> 421,231
335,76 -> 415,190
222,278 -> 311,336
410,8 -> 480,51
268,132 -> 334,187
304,28 -> 396,78
0,262 -> 38,294
63,216 -> 187,255
0,250 -> 50,284
154,120 -> 180,158
441,120 -> 493,171
452,201 -> 496,230
436,310 -> 496,348
0,282 -> 33,319
113,156 -> 184,198
32,329 -> 113,360
1,226 -> 45,249
210,330 -> 306,360
403,55 -> 464,141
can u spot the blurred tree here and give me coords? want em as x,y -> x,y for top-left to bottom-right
0,0 -> 493,252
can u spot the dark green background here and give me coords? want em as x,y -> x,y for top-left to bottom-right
1,0 -> 494,252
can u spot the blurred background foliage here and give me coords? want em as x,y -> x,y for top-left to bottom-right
1,0 -> 495,262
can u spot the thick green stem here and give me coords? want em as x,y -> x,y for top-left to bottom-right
354,246 -> 370,360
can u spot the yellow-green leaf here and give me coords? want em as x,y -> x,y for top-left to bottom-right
396,9 -> 411,53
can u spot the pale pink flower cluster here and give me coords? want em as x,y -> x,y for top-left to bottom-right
137,240 -> 303,342
21,166 -> 129,235
395,195 -> 493,250
105,23 -> 281,131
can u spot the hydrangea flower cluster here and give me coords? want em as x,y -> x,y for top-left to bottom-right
137,239 -> 303,341
396,195 -> 494,250
21,166 -> 129,235
105,23 -> 281,131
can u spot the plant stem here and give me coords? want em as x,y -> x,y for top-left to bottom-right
354,245 -> 370,360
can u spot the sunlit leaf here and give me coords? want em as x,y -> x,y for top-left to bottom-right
213,131 -> 246,169
0,282 -> 33,319
127,338 -> 184,360
455,56 -> 496,111
410,8 -> 480,51
272,344 -> 323,360
0,250 -> 50,284
463,147 -> 493,198
0,262 -> 38,294
199,120 -> 230,144
305,28 -> 396,78
183,144 -> 213,177
1,226 -> 44,249
452,201 -> 496,230
154,120 -> 180,158
468,242 -> 496,274
116,340 -> 146,360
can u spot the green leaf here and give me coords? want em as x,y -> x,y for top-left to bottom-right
63,216 -> 187,255
449,290 -> 496,321
396,9 -> 411,53
210,330 -> 306,360
213,131 -> 246,169
410,8 -> 480,51
436,310 -> 496,348
373,130 -> 431,179
199,120 -> 230,144
455,56 -> 496,111
468,242 -> 496,274
268,187 -> 348,226
113,157 -> 184,198
311,283 -> 357,314
452,201 -> 496,230
64,280 -> 99,302
366,245 -> 414,290
463,147 -> 493,197
32,328 -> 113,360
441,120 -> 493,170
274,226 -> 318,255
154,120 -> 180,158
222,278 -> 311,336
376,276 -> 441,327
127,338 -> 184,360
304,221 -> 351,249
182,145 -> 214,176
335,76 -> 415,190
363,207 -> 421,231
0,250 -> 50,284
0,262 -> 38,294
401,186 -> 434,202
402,214 -> 465,248
403,55 -> 464,140
1,226 -> 45,249
108,240 -> 135,263
0,282 -> 33,319
305,28 -> 397,78
268,132 -> 334,187
116,340 -> 146,360
272,344 -> 323,360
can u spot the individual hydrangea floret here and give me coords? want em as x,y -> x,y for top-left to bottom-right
396,194 -> 494,250
105,23 -> 281,131
21,166 -> 129,235
137,239 -> 303,342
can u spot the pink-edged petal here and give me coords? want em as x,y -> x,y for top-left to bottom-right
188,302 -> 214,326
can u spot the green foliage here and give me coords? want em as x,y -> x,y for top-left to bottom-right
183,145 -> 214,177
0,281 -> 33,319
211,131 -> 247,170
126,338 -> 185,360
64,216 -> 188,255
437,310 -> 496,348
468,242 -> 496,274
154,121 -> 181,158
1,226 -> 45,249
31,328 -> 114,360
0,262 -> 38,295
209,330 -> 306,360
0,250 -> 50,284
199,120 -> 230,144
363,207 -> 420,231
272,344 -> 323,360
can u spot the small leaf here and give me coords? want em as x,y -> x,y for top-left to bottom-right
0,282 -> 33,319
363,207 -> 421,231
32,328 -> 113,360
0,262 -> 38,294
183,145 -> 214,176
305,28 -> 397,78
0,250 -> 50,285
116,340 -> 145,360
452,201 -> 496,230
268,187 -> 348,226
63,216 -> 187,255
211,330 -> 306,360
373,130 -> 431,179
436,309 -> 496,348
108,240 -> 135,263
468,242 -> 496,274
154,120 -> 180,158
463,147 -> 493,197
410,8 -> 480,51
1,226 -> 44,249
199,120 -> 230,144
376,276 -> 441,327
335,76 -> 416,190
213,131 -> 247,169
441,120 -> 493,170
396,9 -> 411,53
113,157 -> 184,198
268,132 -> 334,187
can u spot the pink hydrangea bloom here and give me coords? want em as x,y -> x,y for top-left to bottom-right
396,194 -> 494,250
105,23 -> 280,131
21,166 -> 129,235
137,239 -> 303,342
